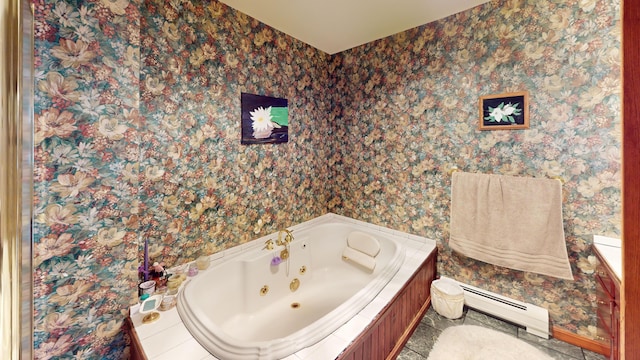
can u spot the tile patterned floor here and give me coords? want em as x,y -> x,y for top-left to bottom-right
398,307 -> 608,360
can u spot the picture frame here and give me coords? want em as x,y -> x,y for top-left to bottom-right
479,91 -> 529,130
241,92 -> 289,144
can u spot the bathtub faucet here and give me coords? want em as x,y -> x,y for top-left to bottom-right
276,229 -> 294,246
262,229 -> 293,251
276,229 -> 294,261
263,239 -> 275,250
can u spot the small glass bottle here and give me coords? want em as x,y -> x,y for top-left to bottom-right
196,256 -> 210,270
187,263 -> 198,277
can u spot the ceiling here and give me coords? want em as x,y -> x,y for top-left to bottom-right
219,0 -> 491,55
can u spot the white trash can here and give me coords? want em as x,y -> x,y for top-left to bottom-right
431,278 -> 465,319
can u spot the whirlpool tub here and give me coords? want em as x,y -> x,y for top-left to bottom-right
130,214 -> 437,360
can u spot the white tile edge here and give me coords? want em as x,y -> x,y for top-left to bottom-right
593,234 -> 621,248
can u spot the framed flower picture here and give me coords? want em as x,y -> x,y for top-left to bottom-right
479,91 -> 529,130
241,93 -> 289,144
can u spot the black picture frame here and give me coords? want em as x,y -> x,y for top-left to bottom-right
241,93 -> 289,144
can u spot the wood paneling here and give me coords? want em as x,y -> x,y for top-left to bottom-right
551,327 -> 610,357
594,247 -> 621,359
126,317 -> 148,360
338,248 -> 437,360
623,1 -> 640,359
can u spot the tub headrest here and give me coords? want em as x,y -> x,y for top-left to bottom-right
347,231 -> 380,257
342,246 -> 376,272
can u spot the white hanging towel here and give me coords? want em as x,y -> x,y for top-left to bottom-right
449,171 -> 573,280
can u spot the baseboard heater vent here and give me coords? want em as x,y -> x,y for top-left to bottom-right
440,276 -> 550,339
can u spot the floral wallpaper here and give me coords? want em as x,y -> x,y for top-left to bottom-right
31,0 -> 620,358
138,0 -> 332,267
329,0 -> 621,337
33,0 -> 333,357
33,0 -> 141,358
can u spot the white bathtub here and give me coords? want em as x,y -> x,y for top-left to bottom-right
177,217 -> 406,360
130,214 -> 436,360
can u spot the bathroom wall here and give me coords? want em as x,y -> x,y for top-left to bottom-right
31,0 -> 620,358
329,0 -> 621,336
138,0 -> 333,266
32,0 -> 333,358
32,0 -> 141,358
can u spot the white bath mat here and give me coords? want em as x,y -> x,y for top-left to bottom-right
427,325 -> 553,360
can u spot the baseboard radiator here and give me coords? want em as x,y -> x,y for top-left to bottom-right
440,276 -> 550,339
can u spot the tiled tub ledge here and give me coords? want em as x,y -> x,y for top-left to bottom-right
128,213 -> 437,360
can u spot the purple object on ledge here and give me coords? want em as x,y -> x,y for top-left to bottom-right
143,238 -> 149,281
188,264 -> 199,277
270,256 -> 282,266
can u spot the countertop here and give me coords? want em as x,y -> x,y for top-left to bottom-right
593,235 -> 621,281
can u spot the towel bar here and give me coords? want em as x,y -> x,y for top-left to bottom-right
447,168 -> 565,184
